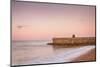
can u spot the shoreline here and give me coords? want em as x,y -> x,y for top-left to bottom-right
71,48 -> 96,62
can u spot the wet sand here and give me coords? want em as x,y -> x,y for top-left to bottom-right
72,48 -> 96,62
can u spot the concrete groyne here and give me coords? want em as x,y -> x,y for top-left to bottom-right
48,37 -> 96,46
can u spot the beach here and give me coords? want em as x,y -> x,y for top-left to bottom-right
72,48 -> 96,62
12,40 -> 96,66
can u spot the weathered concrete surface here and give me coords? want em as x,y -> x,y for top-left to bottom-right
48,37 -> 96,46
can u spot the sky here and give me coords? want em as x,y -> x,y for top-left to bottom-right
12,1 -> 96,41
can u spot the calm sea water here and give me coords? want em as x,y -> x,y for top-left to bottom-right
12,40 -> 95,66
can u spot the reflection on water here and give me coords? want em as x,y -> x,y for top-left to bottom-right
12,40 -> 95,66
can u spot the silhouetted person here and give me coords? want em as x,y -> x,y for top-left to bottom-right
72,34 -> 75,38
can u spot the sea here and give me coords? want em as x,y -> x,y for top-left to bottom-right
12,40 -> 95,66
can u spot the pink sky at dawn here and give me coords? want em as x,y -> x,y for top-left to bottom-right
12,1 -> 96,41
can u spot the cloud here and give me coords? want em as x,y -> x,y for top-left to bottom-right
17,25 -> 24,29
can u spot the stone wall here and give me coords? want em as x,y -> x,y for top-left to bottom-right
52,37 -> 96,45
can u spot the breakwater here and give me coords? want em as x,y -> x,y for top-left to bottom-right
48,37 -> 96,46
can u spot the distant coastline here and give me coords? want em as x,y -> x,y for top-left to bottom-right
12,40 -> 51,43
